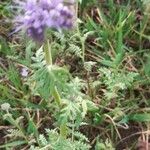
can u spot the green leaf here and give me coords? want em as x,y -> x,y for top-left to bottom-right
129,114 -> 150,122
0,141 -> 27,149
30,65 -> 69,99
120,114 -> 150,123
27,119 -> 38,135
0,35 -> 10,55
100,60 -> 115,68
113,52 -> 124,67
7,64 -> 22,90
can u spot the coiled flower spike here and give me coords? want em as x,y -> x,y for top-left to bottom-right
15,0 -> 75,42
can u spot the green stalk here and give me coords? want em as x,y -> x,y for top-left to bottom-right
53,87 -> 68,138
44,40 -> 52,65
60,124 -> 67,139
77,20 -> 85,63
44,40 -> 67,138
52,86 -> 61,107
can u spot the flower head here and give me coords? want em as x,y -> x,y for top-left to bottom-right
15,0 -> 75,42
21,67 -> 29,77
1,103 -> 11,112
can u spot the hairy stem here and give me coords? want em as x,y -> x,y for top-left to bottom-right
44,40 -> 52,65
44,40 -> 67,138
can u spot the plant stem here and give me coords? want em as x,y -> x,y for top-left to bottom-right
77,23 -> 85,62
44,40 -> 67,138
52,86 -> 61,107
44,40 -> 62,106
44,40 -> 52,65
60,124 -> 67,139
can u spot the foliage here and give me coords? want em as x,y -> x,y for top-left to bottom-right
30,129 -> 90,150
99,67 -> 138,100
0,0 -> 150,150
95,138 -> 115,150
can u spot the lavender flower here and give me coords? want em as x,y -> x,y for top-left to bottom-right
15,0 -> 75,42
21,67 -> 29,77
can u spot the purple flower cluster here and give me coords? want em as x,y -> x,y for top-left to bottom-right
16,0 -> 75,41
